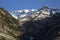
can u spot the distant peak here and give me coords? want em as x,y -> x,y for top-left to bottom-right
13,9 -> 37,13
41,5 -> 49,10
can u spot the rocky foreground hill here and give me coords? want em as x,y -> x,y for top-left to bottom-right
0,8 -> 22,40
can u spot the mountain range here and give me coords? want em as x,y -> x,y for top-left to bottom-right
10,9 -> 37,19
0,6 -> 60,40
10,6 -> 60,23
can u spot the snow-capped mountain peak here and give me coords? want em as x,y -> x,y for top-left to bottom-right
14,9 -> 37,13
10,9 -> 37,19
10,7 -> 60,22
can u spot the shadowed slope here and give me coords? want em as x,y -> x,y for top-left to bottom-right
20,12 -> 60,40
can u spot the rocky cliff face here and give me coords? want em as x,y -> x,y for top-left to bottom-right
0,8 -> 22,40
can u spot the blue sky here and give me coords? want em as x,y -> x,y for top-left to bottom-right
0,0 -> 60,11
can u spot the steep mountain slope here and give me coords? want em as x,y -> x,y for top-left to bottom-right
20,6 -> 60,40
21,11 -> 60,40
16,6 -> 51,23
0,8 -> 21,40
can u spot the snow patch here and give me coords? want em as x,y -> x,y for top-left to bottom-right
19,14 -> 26,17
31,9 -> 37,11
24,9 -> 30,13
